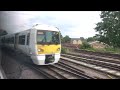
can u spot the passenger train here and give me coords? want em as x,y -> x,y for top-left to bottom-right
0,24 -> 61,65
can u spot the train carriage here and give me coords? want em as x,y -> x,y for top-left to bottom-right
0,24 -> 61,65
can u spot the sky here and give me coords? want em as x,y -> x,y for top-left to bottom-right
0,11 -> 101,38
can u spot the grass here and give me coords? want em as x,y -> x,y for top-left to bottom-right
83,47 -> 120,54
61,47 -> 70,54
62,43 -> 120,54
79,41 -> 120,54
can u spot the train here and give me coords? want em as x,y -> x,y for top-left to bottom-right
0,24 -> 61,65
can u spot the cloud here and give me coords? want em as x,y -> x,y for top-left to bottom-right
0,11 -> 101,38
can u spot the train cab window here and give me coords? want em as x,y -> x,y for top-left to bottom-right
27,33 -> 30,45
19,35 -> 26,45
37,31 -> 45,43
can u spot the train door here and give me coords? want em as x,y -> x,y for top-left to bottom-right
14,33 -> 19,49
25,32 -> 30,55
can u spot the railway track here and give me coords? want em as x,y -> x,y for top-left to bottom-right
27,64 -> 58,79
62,54 -> 120,72
62,45 -> 120,59
2,47 -> 95,79
52,62 -> 95,79
60,55 -> 120,78
26,62 -> 95,79
74,49 -> 120,59
66,52 -> 120,64
2,47 -> 120,79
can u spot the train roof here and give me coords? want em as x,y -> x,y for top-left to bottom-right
0,24 -> 60,38
32,24 -> 60,32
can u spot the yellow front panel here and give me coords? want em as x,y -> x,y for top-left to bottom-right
36,44 -> 61,54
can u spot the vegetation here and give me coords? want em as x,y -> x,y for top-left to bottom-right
80,37 -> 85,41
60,26 -> 120,54
83,47 -> 120,54
60,34 -> 71,43
61,47 -> 69,53
86,36 -> 98,42
95,11 -> 120,48
80,41 -> 92,49
60,32 -> 63,41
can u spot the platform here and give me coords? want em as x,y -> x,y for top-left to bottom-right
0,47 -> 7,79
0,66 -> 6,79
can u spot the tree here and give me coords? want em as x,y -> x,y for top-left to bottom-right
59,32 -> 63,41
80,37 -> 85,41
62,35 -> 71,43
95,11 -> 120,48
87,36 -> 98,42
87,37 -> 94,42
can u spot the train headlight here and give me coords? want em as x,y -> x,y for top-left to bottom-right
57,48 -> 60,51
38,49 -> 44,52
38,49 -> 41,52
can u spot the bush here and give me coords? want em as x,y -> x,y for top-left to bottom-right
80,42 -> 92,49
61,47 -> 69,53
104,47 -> 120,54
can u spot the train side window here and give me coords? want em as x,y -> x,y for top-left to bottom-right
19,35 -> 26,45
5,38 -> 6,43
9,38 -> 11,44
13,37 -> 14,44
6,38 -> 8,44
3,38 -> 5,43
27,33 -> 30,45
6,38 -> 8,43
8,38 -> 10,44
11,37 -> 14,44
1,38 -> 4,43
4,38 -> 6,43
7,38 -> 9,44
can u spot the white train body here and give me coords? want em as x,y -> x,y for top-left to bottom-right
0,24 -> 61,65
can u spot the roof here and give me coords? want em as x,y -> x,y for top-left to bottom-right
32,24 -> 59,32
71,38 -> 81,40
89,41 -> 107,45
89,41 -> 99,44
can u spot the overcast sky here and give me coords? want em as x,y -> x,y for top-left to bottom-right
0,11 -> 101,38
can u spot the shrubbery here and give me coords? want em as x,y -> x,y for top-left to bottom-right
61,47 -> 69,53
80,42 -> 92,49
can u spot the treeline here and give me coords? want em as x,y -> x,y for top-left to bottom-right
61,11 -> 120,48
95,11 -> 120,48
60,33 -> 98,43
60,34 -> 71,43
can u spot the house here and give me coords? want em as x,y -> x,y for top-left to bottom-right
70,38 -> 82,45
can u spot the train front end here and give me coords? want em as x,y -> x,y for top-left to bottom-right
31,26 -> 61,65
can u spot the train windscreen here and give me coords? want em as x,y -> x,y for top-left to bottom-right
37,30 -> 60,45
